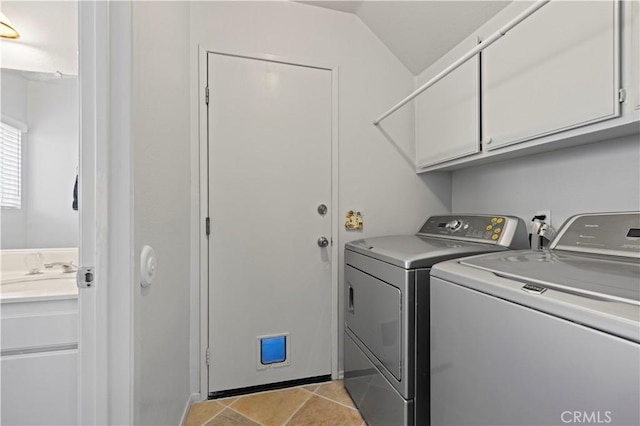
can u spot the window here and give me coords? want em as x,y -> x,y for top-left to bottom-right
0,121 -> 22,209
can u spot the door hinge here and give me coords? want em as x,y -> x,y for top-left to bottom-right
77,266 -> 95,289
619,88 -> 626,103
206,347 -> 211,366
205,86 -> 210,105
206,217 -> 211,236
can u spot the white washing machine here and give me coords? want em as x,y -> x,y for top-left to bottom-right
343,214 -> 529,426
430,212 -> 640,426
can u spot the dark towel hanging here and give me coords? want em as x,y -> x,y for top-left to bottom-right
73,174 -> 78,210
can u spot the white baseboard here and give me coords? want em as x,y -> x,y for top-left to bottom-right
179,393 -> 201,425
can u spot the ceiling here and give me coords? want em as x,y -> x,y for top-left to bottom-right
0,1 -> 78,75
0,1 -> 509,77
298,1 -> 510,75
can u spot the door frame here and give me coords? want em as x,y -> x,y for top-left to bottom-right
196,47 -> 340,399
79,1 -> 135,423
78,2 -> 107,423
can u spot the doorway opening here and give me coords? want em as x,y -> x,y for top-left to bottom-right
0,2 -> 80,425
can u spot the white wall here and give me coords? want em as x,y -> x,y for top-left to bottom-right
132,2 -> 191,425
1,70 -> 28,248
26,77 -> 78,248
190,0 -> 451,385
0,70 -> 28,120
1,70 -> 78,249
452,135 -> 640,232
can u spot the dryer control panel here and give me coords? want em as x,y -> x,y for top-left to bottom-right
418,215 -> 528,249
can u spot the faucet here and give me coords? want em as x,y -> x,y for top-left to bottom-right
44,262 -> 77,273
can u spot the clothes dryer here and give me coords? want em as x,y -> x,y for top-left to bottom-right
343,214 -> 528,426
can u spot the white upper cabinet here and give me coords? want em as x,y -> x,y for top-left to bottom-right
482,0 -> 620,150
416,38 -> 480,168
410,0 -> 637,172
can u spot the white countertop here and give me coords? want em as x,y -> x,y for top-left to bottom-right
1,272 -> 78,303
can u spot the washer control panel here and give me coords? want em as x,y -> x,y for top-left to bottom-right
418,215 -> 527,248
552,212 -> 640,258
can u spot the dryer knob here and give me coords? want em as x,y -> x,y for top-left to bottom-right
448,220 -> 463,231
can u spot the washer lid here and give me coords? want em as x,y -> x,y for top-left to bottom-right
460,250 -> 640,305
432,251 -> 640,343
345,235 -> 505,269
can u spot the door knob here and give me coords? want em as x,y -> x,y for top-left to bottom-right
317,237 -> 329,248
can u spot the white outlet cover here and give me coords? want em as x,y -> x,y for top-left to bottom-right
140,245 -> 156,288
535,210 -> 551,225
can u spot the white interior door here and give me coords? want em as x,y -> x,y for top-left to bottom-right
207,53 -> 333,394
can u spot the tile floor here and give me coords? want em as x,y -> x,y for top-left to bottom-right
184,380 -> 364,426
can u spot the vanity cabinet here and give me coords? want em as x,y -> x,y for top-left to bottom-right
482,0 -> 620,150
1,298 -> 78,426
416,38 -> 480,168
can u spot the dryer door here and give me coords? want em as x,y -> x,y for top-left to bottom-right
345,264 -> 404,381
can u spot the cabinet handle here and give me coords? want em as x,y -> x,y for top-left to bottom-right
483,137 -> 493,145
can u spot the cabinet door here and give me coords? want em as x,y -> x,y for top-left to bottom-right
1,351 -> 78,425
416,38 -> 480,168
483,0 -> 620,150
